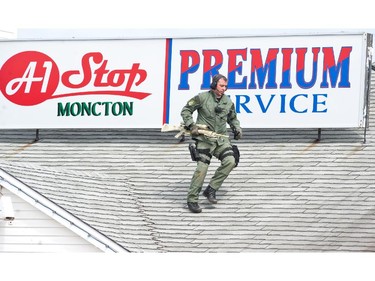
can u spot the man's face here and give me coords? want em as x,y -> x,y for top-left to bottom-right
214,78 -> 228,97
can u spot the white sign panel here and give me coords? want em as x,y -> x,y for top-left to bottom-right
0,33 -> 371,129
167,33 -> 370,128
0,39 -> 166,128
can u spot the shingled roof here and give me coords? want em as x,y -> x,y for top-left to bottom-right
0,71 -> 374,252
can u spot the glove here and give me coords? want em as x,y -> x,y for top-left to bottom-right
189,124 -> 199,137
234,128 -> 242,140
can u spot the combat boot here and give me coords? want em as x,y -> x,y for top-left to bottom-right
187,202 -> 202,213
203,185 -> 218,204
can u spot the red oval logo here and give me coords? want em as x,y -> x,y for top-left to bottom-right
0,51 -> 59,106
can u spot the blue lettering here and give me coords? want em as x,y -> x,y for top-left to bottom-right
312,94 -> 328,113
255,94 -> 275,113
235,94 -> 252,113
290,94 -> 308,113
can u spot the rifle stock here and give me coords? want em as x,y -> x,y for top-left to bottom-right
161,123 -> 228,139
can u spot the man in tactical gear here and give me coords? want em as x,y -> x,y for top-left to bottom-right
181,74 -> 242,213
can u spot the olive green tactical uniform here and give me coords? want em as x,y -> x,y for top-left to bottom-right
181,90 -> 241,203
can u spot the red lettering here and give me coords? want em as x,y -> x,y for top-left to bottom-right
60,52 -> 148,96
227,48 -> 248,88
61,52 -> 102,88
94,59 -> 110,86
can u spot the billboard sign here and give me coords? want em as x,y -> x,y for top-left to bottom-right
0,33 -> 371,129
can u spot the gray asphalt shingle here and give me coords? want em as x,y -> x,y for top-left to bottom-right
0,72 -> 374,252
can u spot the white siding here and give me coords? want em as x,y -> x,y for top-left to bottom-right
0,188 -> 102,253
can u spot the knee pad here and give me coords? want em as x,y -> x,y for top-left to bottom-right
222,155 -> 237,170
218,145 -> 240,167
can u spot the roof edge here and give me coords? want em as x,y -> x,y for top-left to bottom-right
0,168 -> 129,253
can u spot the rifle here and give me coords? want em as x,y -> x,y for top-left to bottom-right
161,123 -> 229,139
